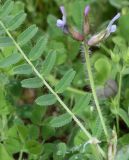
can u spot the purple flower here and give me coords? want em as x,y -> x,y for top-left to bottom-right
84,5 -> 90,35
56,6 -> 68,33
84,5 -> 90,16
56,5 -> 120,44
56,6 -> 84,41
105,13 -> 120,38
88,13 -> 120,46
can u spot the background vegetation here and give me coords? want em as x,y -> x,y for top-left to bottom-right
0,0 -> 129,160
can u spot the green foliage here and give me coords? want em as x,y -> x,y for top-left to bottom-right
55,69 -> 76,93
56,142 -> 67,157
0,53 -> 21,68
119,13 -> 129,43
6,11 -> 26,31
72,94 -> 91,115
13,63 -> 32,75
0,37 -> 13,47
29,35 -> 48,61
35,94 -> 57,106
0,143 -> 12,160
109,0 -> 129,9
17,24 -> 38,45
118,109 -> 129,128
94,58 -> 111,84
21,77 -> 43,88
41,51 -> 57,76
0,0 -> 14,18
49,113 -> 72,128
26,140 -> 42,155
41,125 -> 55,140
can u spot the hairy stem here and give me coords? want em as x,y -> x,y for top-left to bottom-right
117,72 -> 122,108
84,43 -> 109,141
116,70 -> 122,134
0,21 -> 106,158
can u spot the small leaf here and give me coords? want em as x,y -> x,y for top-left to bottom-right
57,143 -> 67,157
30,106 -> 44,125
109,0 -> 129,9
0,144 -> 13,160
35,94 -> 57,106
95,58 -> 111,75
49,113 -> 72,128
74,130 -> 88,146
119,133 -> 129,146
26,140 -> 42,155
13,64 -> 32,75
17,25 -> 38,45
72,94 -> 91,114
118,108 -> 129,127
5,138 -> 22,155
94,58 -> 111,84
0,37 -> 13,47
41,51 -> 57,76
17,124 -> 29,142
0,0 -> 14,18
7,12 -> 26,31
119,14 -> 129,42
21,77 -> 43,88
29,35 -> 48,61
0,53 -> 22,68
55,69 -> 76,93
122,67 -> 129,75
29,125 -> 39,140
41,125 -> 55,140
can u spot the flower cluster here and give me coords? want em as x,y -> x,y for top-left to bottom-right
56,5 -> 120,46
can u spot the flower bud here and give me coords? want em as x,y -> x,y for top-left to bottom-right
88,30 -> 107,46
56,6 -> 69,34
84,6 -> 90,35
68,27 -> 84,41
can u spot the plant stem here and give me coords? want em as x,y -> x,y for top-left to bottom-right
116,111 -> 119,136
0,21 -> 106,159
0,23 -> 90,137
117,72 -> 122,108
18,150 -> 23,160
84,43 -> 109,141
116,70 -> 122,134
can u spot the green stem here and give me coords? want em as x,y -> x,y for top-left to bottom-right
116,70 -> 122,134
0,21 -> 90,137
116,112 -> 119,136
18,150 -> 23,160
0,21 -> 106,159
84,44 -> 109,141
117,72 -> 122,107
